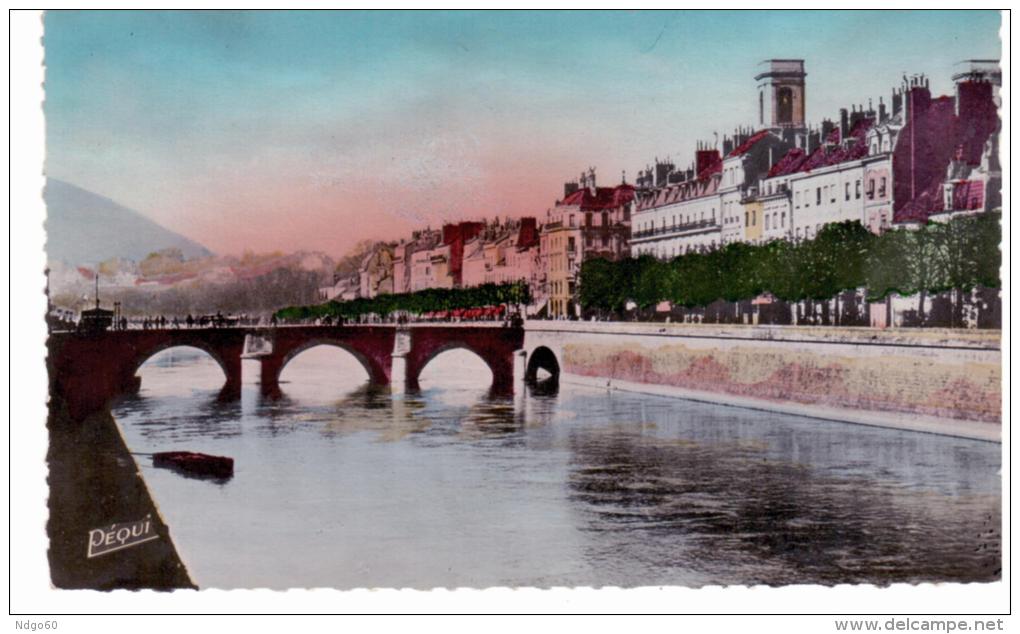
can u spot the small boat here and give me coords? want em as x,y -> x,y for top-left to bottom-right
152,451 -> 234,480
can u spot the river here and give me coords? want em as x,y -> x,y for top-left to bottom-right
109,346 -> 1001,589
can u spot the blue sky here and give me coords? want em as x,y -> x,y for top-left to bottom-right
44,10 -> 1002,256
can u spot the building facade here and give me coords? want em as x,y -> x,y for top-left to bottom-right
541,169 -> 634,317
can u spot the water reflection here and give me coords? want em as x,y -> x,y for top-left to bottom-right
566,426 -> 999,585
110,347 -> 1000,589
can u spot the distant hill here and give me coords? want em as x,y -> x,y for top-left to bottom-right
45,179 -> 213,265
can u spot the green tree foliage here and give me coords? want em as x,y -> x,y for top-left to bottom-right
717,242 -> 763,302
578,257 -> 622,313
633,255 -> 667,309
865,227 -> 914,301
275,281 -> 531,321
577,216 -> 1000,314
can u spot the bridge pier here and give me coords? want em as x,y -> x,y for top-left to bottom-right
390,354 -> 408,394
389,329 -> 411,394
258,355 -> 284,398
219,353 -> 243,400
513,349 -> 528,387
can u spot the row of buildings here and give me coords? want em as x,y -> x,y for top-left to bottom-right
321,59 -> 1001,319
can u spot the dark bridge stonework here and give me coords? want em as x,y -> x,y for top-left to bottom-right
48,329 -> 248,421
257,326 -> 396,397
403,325 -> 525,395
47,324 -> 527,418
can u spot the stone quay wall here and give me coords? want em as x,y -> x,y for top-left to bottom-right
523,322 -> 1001,441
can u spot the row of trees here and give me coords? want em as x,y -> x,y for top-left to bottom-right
275,281 -> 532,321
579,214 -> 1001,324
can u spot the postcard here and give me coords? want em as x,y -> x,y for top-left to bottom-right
13,8 -> 1007,619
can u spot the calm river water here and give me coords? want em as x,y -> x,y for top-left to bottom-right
110,346 -> 1001,589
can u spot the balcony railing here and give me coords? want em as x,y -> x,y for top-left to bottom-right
632,218 -> 717,239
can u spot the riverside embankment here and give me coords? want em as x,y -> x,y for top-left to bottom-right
523,322 -> 1001,442
47,395 -> 195,589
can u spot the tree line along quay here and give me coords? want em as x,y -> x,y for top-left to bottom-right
579,213 -> 999,326
275,281 -> 532,323
276,213 -> 998,328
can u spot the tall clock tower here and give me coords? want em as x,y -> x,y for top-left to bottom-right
756,59 -> 806,129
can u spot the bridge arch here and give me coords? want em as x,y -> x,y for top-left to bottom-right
411,343 -> 498,390
525,346 -> 561,383
404,326 -> 522,395
257,327 -> 395,398
125,334 -> 245,401
277,339 -> 384,385
132,342 -> 231,384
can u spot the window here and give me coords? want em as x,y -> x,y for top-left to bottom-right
745,212 -> 749,227
765,215 -> 770,230
879,177 -> 887,198
781,212 -> 786,227
752,210 -> 757,226
569,214 -> 576,227
795,191 -> 800,208
585,213 -> 592,227
855,180 -> 861,199
816,187 -> 822,205
845,182 -> 850,201
867,179 -> 875,200
602,212 -> 608,226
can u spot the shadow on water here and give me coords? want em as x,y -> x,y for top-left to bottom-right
149,459 -> 234,486
526,376 -> 559,397
112,389 -> 244,441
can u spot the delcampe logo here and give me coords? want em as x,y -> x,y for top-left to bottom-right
87,515 -> 158,558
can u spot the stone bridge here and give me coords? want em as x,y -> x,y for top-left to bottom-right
48,324 -> 534,419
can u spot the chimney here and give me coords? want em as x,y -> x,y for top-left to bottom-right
722,136 -> 734,156
517,217 -> 538,248
655,158 -> 675,187
878,97 -> 887,123
695,149 -> 721,176
904,80 -> 932,121
564,180 -> 579,198
808,128 -> 821,153
839,108 -> 849,141
821,118 -> 835,141
849,105 -> 866,133
955,72 -> 996,118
